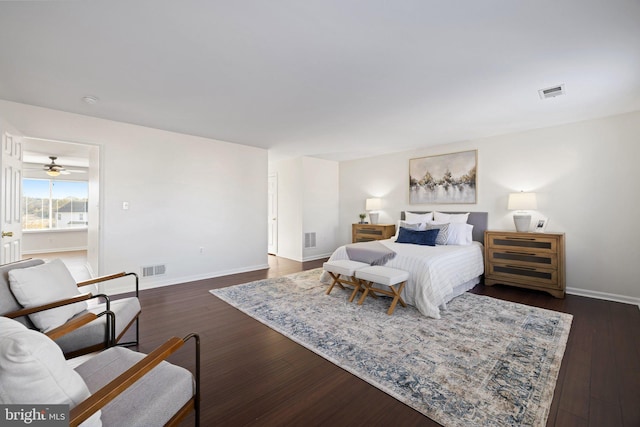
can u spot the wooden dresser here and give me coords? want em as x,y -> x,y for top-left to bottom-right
484,230 -> 566,298
352,224 -> 396,243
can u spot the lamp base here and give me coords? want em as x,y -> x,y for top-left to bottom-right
369,212 -> 379,225
513,214 -> 532,232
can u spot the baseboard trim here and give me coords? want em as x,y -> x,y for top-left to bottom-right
566,287 -> 640,309
302,252 -> 332,262
22,247 -> 88,255
106,263 -> 270,294
270,253 -> 332,263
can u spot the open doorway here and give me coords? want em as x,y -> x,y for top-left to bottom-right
21,137 -> 100,279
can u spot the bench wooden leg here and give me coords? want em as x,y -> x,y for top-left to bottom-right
348,277 -> 362,302
386,281 -> 407,315
357,281 -> 370,305
327,272 -> 365,303
357,280 -> 381,305
325,272 -> 346,295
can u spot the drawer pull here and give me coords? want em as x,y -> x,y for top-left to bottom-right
504,237 -> 536,241
505,264 -> 537,271
505,251 -> 537,256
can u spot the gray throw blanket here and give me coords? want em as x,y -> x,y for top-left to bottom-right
345,241 -> 397,266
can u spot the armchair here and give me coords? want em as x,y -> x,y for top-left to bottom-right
0,315 -> 200,426
0,258 -> 141,358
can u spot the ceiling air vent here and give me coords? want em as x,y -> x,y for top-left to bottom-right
538,84 -> 566,100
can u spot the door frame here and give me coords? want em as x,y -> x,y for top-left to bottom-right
268,173 -> 278,255
19,137 -> 102,275
0,132 -> 23,264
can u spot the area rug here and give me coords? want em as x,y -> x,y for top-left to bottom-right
210,268 -> 572,427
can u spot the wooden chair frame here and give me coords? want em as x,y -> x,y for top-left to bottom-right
4,270 -> 140,357
31,309 -> 201,427
70,330 -> 201,427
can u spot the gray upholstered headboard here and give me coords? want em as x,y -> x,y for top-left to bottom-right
400,211 -> 488,243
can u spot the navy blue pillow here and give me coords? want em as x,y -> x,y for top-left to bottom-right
396,227 -> 439,246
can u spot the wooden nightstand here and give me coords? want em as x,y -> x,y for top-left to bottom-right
484,230 -> 566,298
352,224 -> 396,243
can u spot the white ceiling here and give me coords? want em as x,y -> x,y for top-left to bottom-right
1,1 -> 639,162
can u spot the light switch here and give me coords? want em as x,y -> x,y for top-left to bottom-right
122,201 -> 129,210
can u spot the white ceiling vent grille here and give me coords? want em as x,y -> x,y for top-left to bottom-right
538,84 -> 566,99
304,232 -> 317,249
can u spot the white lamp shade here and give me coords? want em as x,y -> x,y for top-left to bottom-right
365,198 -> 382,211
507,192 -> 537,210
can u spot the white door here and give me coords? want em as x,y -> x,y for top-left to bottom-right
267,173 -> 278,255
1,133 -> 23,264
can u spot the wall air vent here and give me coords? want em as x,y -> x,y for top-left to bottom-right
141,264 -> 166,277
538,84 -> 566,99
304,232 -> 317,249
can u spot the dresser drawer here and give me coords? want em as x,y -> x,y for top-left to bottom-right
352,224 -> 396,243
487,234 -> 558,254
356,227 -> 386,237
355,235 -> 378,242
487,248 -> 558,269
487,263 -> 561,289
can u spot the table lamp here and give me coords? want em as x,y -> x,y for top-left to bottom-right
508,192 -> 537,232
365,198 -> 382,224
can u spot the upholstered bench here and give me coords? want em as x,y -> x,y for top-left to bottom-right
323,260 -> 369,302
355,266 -> 409,315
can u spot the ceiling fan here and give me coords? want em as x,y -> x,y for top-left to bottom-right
42,156 -> 86,176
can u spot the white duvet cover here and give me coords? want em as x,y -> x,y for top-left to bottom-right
321,239 -> 484,319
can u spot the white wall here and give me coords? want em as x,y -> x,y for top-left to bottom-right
339,110 -> 640,303
22,229 -> 87,253
269,156 -> 339,262
0,100 -> 269,293
302,157 -> 339,260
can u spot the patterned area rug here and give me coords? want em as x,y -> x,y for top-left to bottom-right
210,268 -> 572,427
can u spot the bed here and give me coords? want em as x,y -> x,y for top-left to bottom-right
321,211 -> 487,318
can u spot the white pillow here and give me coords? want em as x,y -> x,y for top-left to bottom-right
433,211 -> 470,224
0,317 -> 101,426
403,211 -> 433,224
9,259 -> 87,332
394,220 -> 426,238
446,223 -> 474,245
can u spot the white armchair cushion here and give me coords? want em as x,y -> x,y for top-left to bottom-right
9,259 -> 87,332
0,317 -> 101,426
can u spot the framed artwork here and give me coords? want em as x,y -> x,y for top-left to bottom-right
409,150 -> 477,204
534,217 -> 548,233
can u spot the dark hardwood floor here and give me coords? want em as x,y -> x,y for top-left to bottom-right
124,255 -> 640,426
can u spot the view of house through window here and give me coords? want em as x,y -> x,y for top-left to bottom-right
22,178 -> 89,230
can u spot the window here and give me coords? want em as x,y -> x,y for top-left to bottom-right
22,179 -> 89,230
